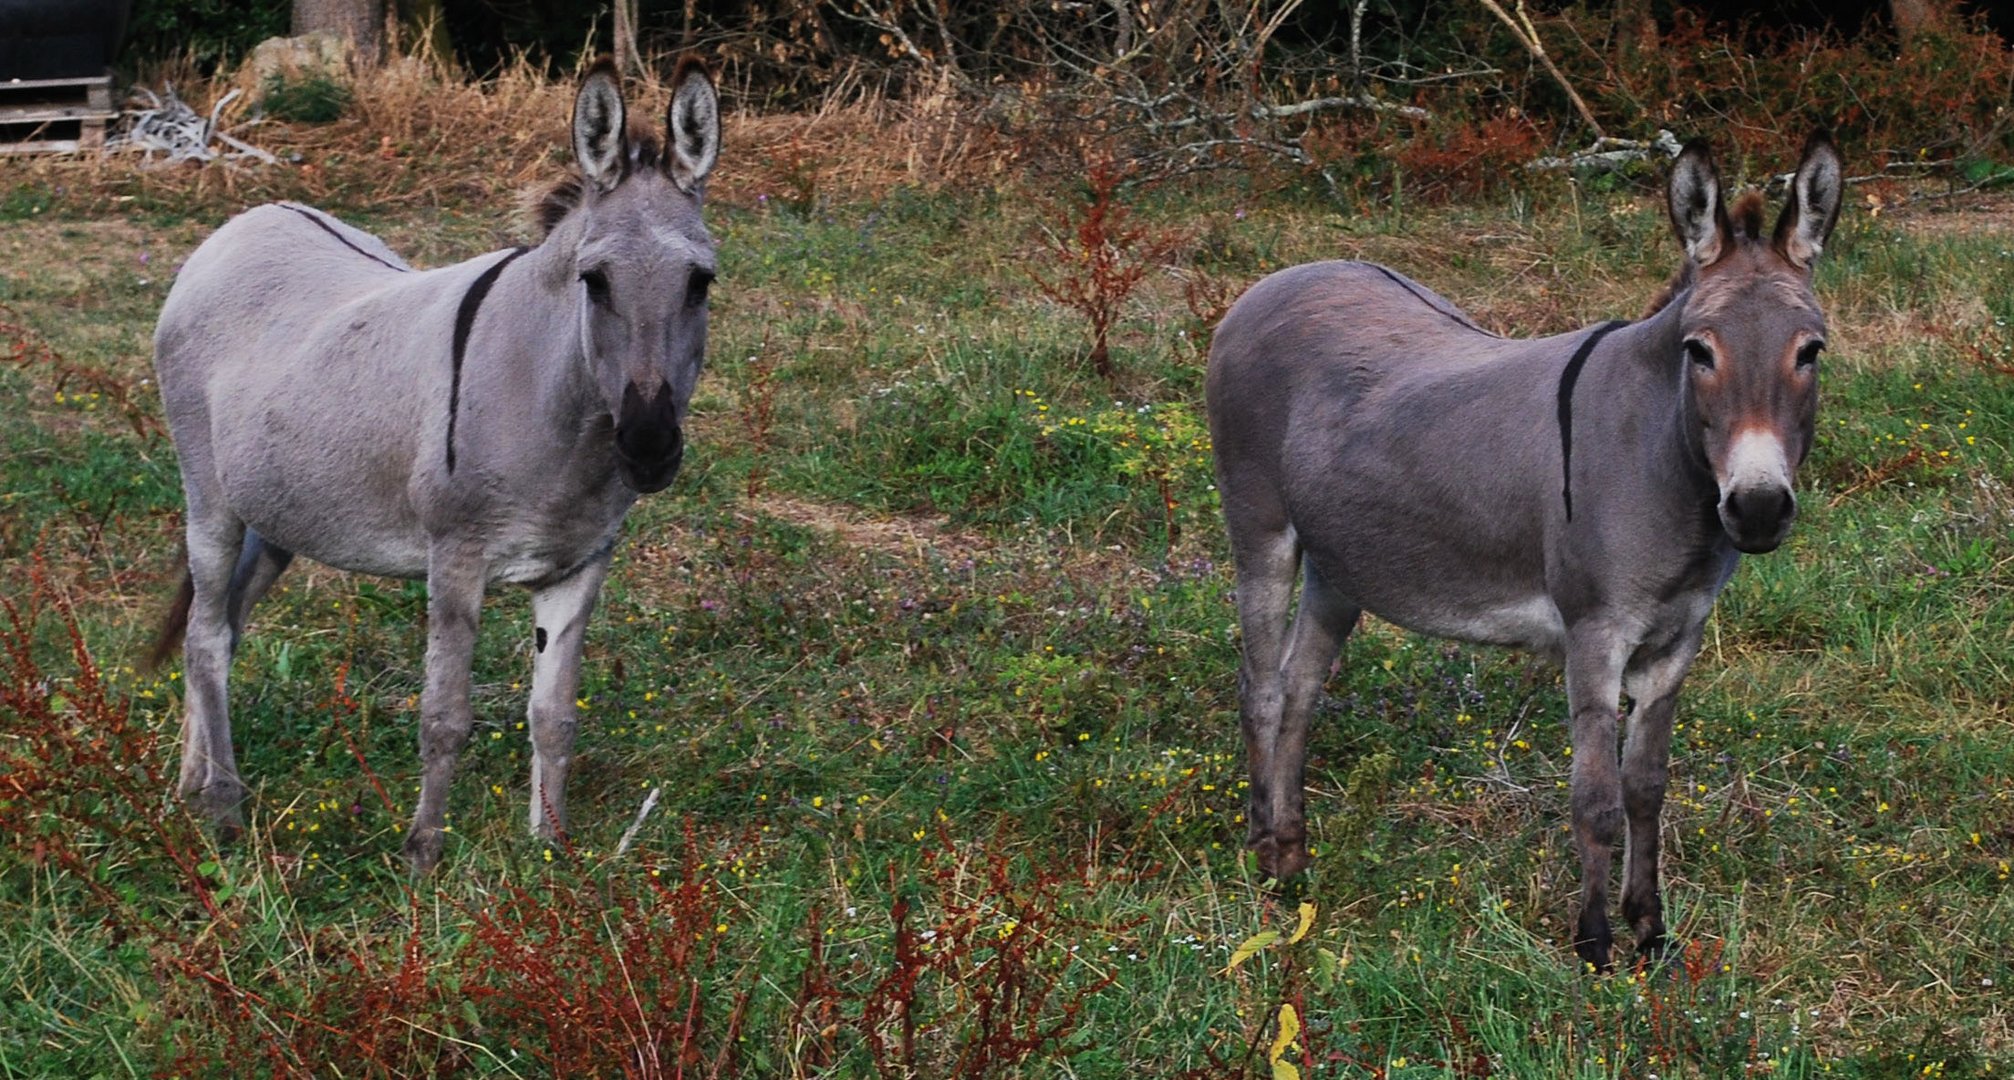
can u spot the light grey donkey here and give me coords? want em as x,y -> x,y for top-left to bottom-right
1206,133 -> 1842,970
149,57 -> 722,873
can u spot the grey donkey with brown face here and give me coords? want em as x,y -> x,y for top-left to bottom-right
1206,134 -> 1842,970
150,58 -> 721,873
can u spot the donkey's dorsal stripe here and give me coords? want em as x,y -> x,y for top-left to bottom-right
281,204 -> 407,273
1371,264 -> 1497,337
446,246 -> 532,474
1554,320 -> 1630,522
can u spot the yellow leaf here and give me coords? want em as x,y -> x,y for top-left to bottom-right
1288,901 -> 1316,944
1221,929 -> 1279,974
1268,1003 -> 1301,1079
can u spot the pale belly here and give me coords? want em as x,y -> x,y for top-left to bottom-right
1375,592 -> 1567,658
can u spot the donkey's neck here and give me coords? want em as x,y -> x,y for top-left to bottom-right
514,218 -> 607,426
1595,293 -> 1718,501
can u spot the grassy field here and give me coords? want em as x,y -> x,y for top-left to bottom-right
3,118 -> 2013,1077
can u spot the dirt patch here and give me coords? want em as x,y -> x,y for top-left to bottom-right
1884,196 -> 2014,238
751,493 -> 984,561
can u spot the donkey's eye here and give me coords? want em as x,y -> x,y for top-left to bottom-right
685,268 -> 714,309
1796,340 -> 1825,369
1684,339 -> 1716,370
580,268 -> 611,306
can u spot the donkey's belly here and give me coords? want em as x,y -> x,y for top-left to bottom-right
1371,592 -> 1567,658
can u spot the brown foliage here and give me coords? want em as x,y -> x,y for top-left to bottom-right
1025,150 -> 1187,385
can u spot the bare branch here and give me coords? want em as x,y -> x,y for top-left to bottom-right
1477,0 -> 1603,139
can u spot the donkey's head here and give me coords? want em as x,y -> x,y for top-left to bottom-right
561,57 -> 720,494
1666,133 -> 1843,554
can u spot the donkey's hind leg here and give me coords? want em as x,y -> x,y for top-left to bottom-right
525,550 -> 612,841
224,529 -> 294,649
1228,521 -> 1299,856
1257,561 -> 1359,880
404,539 -> 488,875
178,511 -> 251,833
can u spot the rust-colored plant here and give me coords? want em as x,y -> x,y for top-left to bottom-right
1026,151 -> 1186,385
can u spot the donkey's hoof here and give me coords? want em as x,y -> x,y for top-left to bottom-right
1252,835 -> 1312,882
402,827 -> 446,876
1573,911 -> 1614,974
183,777 -> 248,839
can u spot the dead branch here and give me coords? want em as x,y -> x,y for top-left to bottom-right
1525,129 -> 1679,172
1143,94 -> 1431,133
1477,0 -> 1603,139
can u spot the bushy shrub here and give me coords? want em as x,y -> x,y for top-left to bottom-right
261,70 -> 352,124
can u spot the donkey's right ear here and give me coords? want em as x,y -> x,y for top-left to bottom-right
1668,140 -> 1730,266
665,56 -> 720,197
572,57 -> 627,192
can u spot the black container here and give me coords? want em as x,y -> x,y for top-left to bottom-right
0,0 -> 131,81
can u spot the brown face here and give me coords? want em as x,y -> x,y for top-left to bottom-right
1665,133 -> 1843,554
1682,250 -> 1826,553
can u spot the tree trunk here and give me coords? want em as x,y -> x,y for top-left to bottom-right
1891,0 -> 1948,43
293,0 -> 384,65
1614,0 -> 1656,56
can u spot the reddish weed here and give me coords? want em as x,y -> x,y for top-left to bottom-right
1026,150 -> 1186,385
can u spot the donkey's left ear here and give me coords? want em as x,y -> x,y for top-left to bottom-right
1773,131 -> 1844,271
666,57 -> 720,196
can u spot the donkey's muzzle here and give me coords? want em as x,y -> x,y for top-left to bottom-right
1719,485 -> 1796,554
614,382 -> 683,494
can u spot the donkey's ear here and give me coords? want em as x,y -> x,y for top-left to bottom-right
1668,140 -> 1730,266
666,57 -> 720,196
572,57 -> 627,192
1773,130 -> 1844,271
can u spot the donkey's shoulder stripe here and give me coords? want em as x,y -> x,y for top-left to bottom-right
1371,264 -> 1496,337
446,246 -> 532,473
282,205 -> 407,273
1554,319 -> 1630,521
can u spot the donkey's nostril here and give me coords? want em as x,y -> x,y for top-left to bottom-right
1734,486 -> 1793,526
1722,485 -> 1796,551
615,382 -> 680,465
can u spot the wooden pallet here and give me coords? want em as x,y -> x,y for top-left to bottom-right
0,74 -> 115,155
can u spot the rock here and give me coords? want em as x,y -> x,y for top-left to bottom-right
243,33 -> 351,95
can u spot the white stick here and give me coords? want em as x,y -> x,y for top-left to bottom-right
614,786 -> 662,856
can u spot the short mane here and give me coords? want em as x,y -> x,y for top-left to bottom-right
1641,190 -> 1771,318
530,126 -> 668,238
1727,190 -> 1766,241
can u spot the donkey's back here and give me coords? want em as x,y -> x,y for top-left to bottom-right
156,203 -> 504,578
1207,259 -> 1571,492
1207,259 -> 1607,652
158,202 -> 414,365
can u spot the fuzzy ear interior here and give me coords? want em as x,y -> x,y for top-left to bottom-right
572,58 -> 627,191
1668,140 -> 1729,266
665,57 -> 720,196
1773,130 -> 1844,271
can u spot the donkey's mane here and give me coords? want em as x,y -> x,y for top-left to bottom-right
1641,190 -> 1770,318
529,127 -> 669,238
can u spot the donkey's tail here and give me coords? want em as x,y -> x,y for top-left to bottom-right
145,563 -> 194,673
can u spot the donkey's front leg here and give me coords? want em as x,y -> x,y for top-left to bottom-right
1564,629 -> 1629,972
1619,630 -> 1705,963
404,541 -> 488,875
526,551 -> 612,840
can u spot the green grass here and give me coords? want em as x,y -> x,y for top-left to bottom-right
2,167 -> 2012,1077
